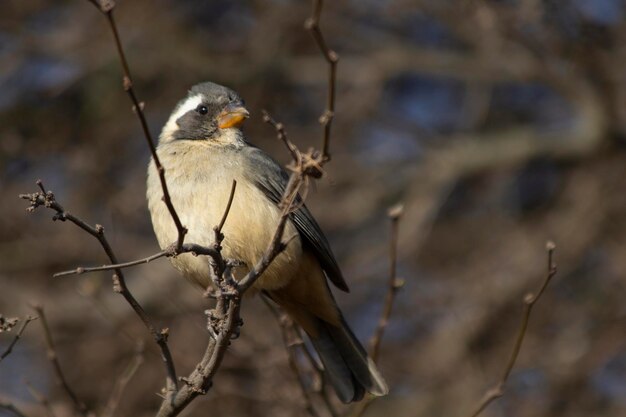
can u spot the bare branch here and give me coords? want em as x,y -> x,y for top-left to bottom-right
216,180 -> 237,235
304,0 -> 339,161
20,182 -> 178,397
32,305 -> 90,417
0,316 -> 38,364
262,111 -> 299,162
84,0 -> 187,250
349,204 -> 404,417
368,204 -> 404,363
53,250 -> 171,277
102,344 -> 145,417
467,241 -> 558,417
262,296 -> 321,417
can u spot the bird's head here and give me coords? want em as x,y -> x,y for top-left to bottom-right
160,82 -> 250,144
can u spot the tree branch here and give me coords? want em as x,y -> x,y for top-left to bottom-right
84,0 -> 187,250
467,241 -> 558,417
262,296 -> 321,417
101,344 -> 145,417
32,305 -> 90,417
0,316 -> 38,364
304,0 -> 339,161
20,181 -> 178,398
369,204 -> 404,363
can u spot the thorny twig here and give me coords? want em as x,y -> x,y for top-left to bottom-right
0,316 -> 38,364
467,241 -> 558,417
32,305 -> 91,417
20,182 -> 179,399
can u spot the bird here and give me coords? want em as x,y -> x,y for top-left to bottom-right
146,81 -> 388,403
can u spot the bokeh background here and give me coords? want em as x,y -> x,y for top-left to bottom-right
2,0 -> 626,416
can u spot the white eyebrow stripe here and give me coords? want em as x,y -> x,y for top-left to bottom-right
172,94 -> 203,121
160,94 -> 203,141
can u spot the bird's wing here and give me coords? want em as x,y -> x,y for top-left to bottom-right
242,145 -> 349,292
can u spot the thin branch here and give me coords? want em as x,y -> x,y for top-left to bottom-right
467,241 -> 558,417
262,296 -> 321,417
32,305 -> 90,417
54,181 -> 236,278
53,251 -> 170,277
294,325 -> 339,417
216,180 -> 237,235
0,316 -> 38,364
238,174 -> 303,293
102,344 -> 145,417
261,111 -> 299,162
304,0 -> 339,161
20,182 -> 178,398
85,0 -> 187,250
53,241 -> 224,278
349,204 -> 404,417
369,203 -> 404,362
24,380 -> 57,417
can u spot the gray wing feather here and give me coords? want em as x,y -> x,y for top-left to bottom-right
242,145 -> 349,292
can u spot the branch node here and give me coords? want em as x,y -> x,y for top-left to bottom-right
304,17 -> 316,30
99,0 -> 116,13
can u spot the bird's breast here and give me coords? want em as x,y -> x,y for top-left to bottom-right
147,141 -> 303,291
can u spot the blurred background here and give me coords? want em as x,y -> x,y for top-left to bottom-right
1,0 -> 626,416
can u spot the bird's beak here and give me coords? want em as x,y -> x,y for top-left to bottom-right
217,104 -> 250,129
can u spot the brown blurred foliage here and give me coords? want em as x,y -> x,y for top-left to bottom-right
2,0 -> 626,416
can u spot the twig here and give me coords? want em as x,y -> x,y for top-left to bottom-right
84,0 -> 187,250
0,400 -> 29,417
369,204 -> 404,363
304,0 -> 339,161
53,251 -> 171,277
349,204 -> 404,417
295,325 -> 339,417
261,111 -> 299,162
20,182 -> 178,398
53,181 -> 238,279
467,241 -> 558,417
238,174 -> 303,293
53,241 -> 222,278
32,305 -> 90,417
262,296 -> 321,417
102,344 -> 145,417
0,316 -> 38,364
216,180 -> 237,235
24,380 -> 57,417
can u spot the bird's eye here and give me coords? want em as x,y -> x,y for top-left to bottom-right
196,105 -> 208,115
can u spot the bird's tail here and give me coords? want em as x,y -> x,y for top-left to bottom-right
307,314 -> 389,403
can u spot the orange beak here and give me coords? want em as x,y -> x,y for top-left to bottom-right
217,104 -> 250,129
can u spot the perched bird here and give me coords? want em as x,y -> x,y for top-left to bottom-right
147,82 -> 388,403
